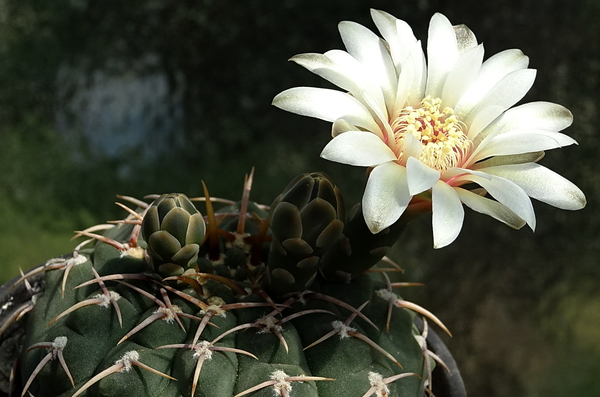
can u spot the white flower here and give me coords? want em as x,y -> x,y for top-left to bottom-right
273,9 -> 586,248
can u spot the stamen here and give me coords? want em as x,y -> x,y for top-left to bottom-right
391,96 -> 470,172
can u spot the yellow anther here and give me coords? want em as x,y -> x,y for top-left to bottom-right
391,96 -> 471,172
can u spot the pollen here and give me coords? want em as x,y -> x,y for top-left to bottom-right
391,96 -> 471,172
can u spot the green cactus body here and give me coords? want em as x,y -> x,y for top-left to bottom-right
11,175 -> 440,397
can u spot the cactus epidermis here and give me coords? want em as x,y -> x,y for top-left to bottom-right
7,172 -> 447,397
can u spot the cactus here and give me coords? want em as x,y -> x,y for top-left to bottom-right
2,171 -> 450,397
1,5 -> 588,396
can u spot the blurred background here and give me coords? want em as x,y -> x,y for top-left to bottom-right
0,0 -> 598,396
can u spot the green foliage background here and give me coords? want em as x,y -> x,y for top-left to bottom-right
1,0 -> 599,396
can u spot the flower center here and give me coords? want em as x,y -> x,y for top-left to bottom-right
391,96 -> 471,172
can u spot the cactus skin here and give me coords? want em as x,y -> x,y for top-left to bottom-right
11,174 -> 440,397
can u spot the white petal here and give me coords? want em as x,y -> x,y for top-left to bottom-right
454,49 -> 530,120
370,9 -> 418,68
471,152 -> 544,169
480,101 -> 573,137
331,119 -> 357,137
323,49 -> 388,112
289,53 -> 380,107
463,125 -> 501,167
455,187 -> 526,229
363,162 -> 412,233
481,163 -> 586,210
399,129 -> 424,161
432,181 -> 464,248
361,89 -> 394,142
406,157 -> 441,195
321,131 -> 397,166
338,21 -> 397,113
370,9 -> 399,43
395,40 -> 427,110
453,24 -> 478,53
272,87 -> 382,136
453,171 -> 536,230
370,9 -> 403,67
466,68 -> 537,138
470,130 -> 577,162
445,167 -> 493,181
426,13 -> 459,99
441,43 -> 484,108
467,106 -> 506,141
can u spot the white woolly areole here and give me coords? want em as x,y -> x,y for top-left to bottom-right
201,304 -> 226,317
209,253 -> 226,267
69,255 -> 88,266
331,320 -> 356,339
123,246 -> 145,259
0,298 -> 13,314
270,370 -> 292,395
296,292 -> 308,306
207,296 -> 226,306
368,372 -> 389,397
376,289 -> 398,303
46,254 -> 88,268
228,232 -> 251,251
95,291 -> 121,308
257,315 -> 283,333
154,305 -> 181,323
116,351 -> 139,372
201,296 -> 227,317
192,341 -> 213,360
49,336 -> 68,358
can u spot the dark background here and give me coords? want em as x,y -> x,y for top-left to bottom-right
1,1 -> 598,396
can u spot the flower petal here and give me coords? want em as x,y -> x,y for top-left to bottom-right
480,101 -> 573,138
453,171 -> 536,230
338,21 -> 397,114
406,157 -> 441,195
363,162 -> 411,233
480,163 -> 586,210
432,181 -> 464,248
454,49 -> 529,120
292,50 -> 389,115
290,53 -> 351,88
395,40 -> 427,110
471,152 -> 544,169
426,13 -> 459,99
272,87 -> 382,136
370,9 -> 418,68
470,130 -> 577,162
289,53 -> 384,109
331,119 -> 357,137
442,43 -> 484,108
466,68 -> 537,138
321,131 -> 397,166
453,24 -> 478,53
399,129 -> 424,161
455,187 -> 526,229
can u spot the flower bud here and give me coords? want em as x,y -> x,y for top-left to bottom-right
266,173 -> 345,296
142,193 -> 206,276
